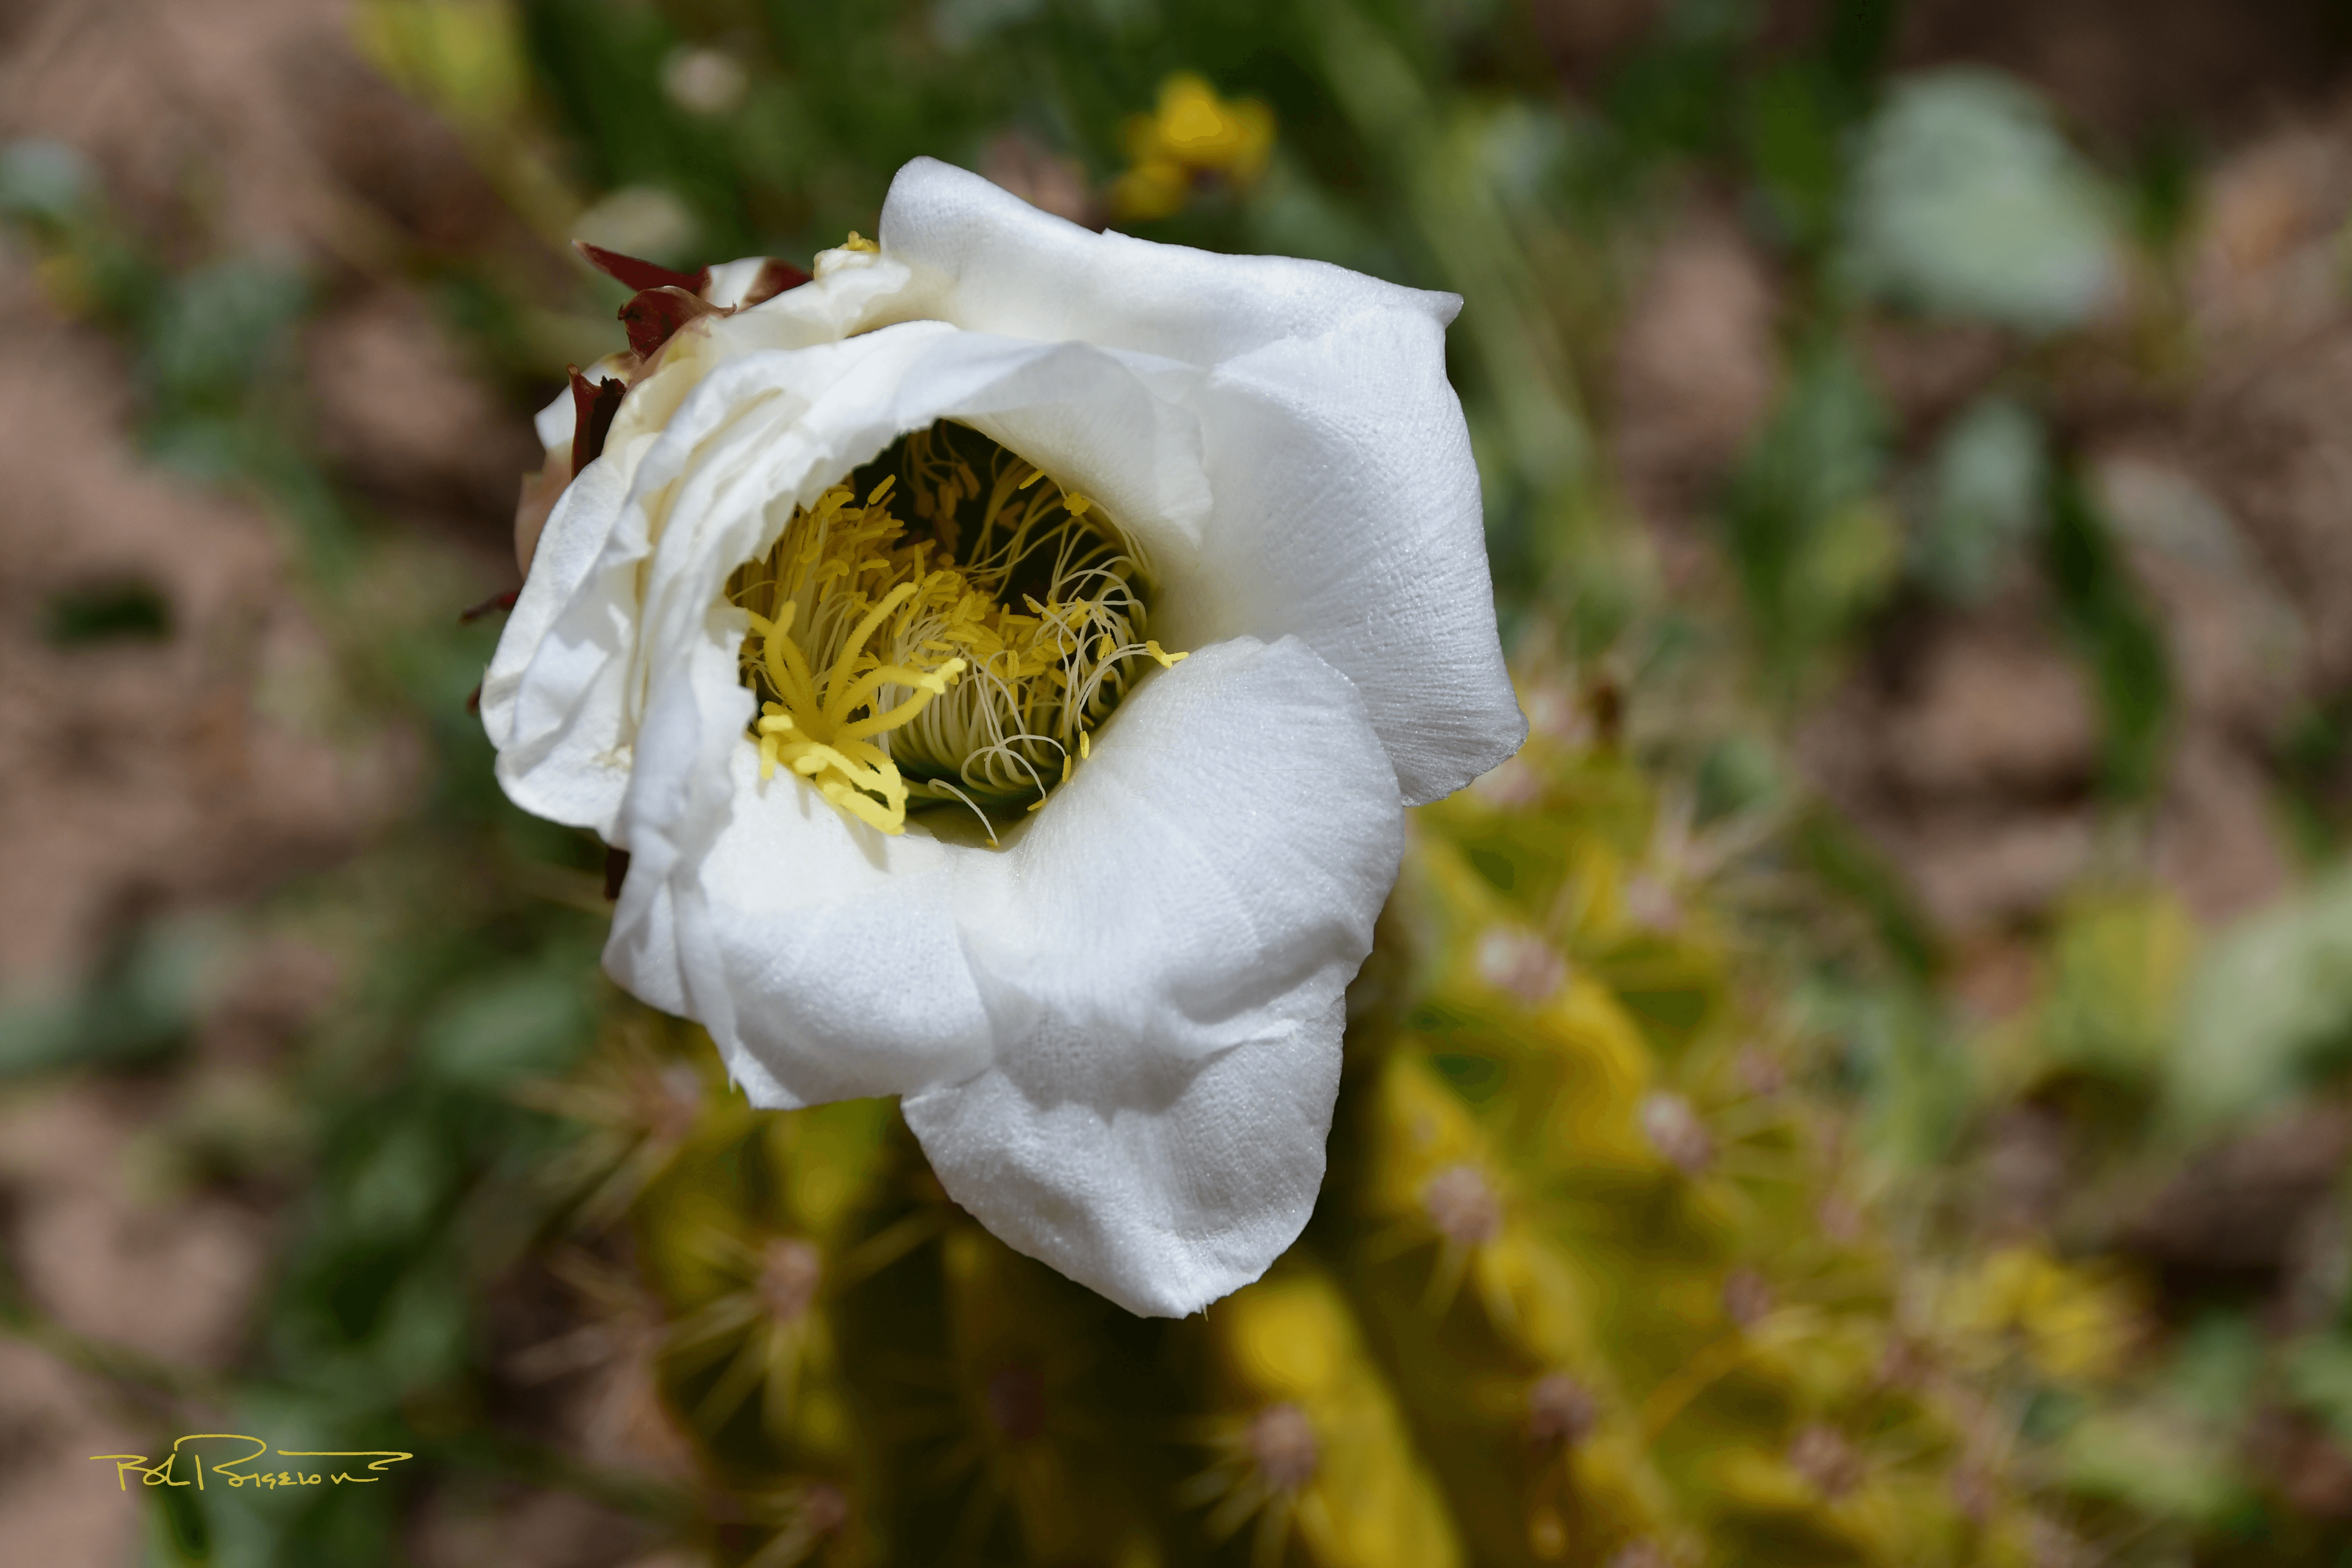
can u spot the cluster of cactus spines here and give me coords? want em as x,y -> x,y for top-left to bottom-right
538,667 -> 2104,1565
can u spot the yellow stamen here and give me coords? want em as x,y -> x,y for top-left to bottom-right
1027,750 -> 1075,812
727,423 -> 1186,835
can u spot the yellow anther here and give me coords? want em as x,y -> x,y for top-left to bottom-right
1024,747 -> 1076,813
1144,640 -> 1187,669
728,423 -> 1188,834
841,231 -> 879,253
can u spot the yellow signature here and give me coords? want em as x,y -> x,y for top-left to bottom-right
90,1435 -> 414,1492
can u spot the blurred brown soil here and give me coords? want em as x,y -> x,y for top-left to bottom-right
1595,0 -> 2352,932
1835,5 -> 2352,936
2118,1102 -> 2352,1298
1612,81 -> 2352,943
0,258 -> 412,982
0,0 -> 543,986
0,0 -> 569,1558
1610,200 -> 1781,599
0,1339 -> 145,1566
1896,0 -> 2352,145
1545,0 -> 2352,142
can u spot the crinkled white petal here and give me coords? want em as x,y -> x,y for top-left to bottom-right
719,251 -> 917,351
482,452 -> 636,833
604,627 -> 993,1108
904,635 -> 1403,1317
588,327 -> 1228,1106
878,156 -> 1455,361
488,316 -> 1214,847
1168,307 -> 1524,803
485,327 -> 938,838
876,158 -> 1523,803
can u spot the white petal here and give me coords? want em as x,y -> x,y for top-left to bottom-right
905,635 -> 1403,1317
906,994 -> 1345,1318
878,157 -> 1459,361
699,256 -> 771,309
531,382 -> 573,449
484,323 -> 957,840
604,625 -> 995,1107
876,157 -> 1522,804
720,252 -> 918,351
482,453 -> 637,834
1166,307 -> 1525,804
605,327 -> 1225,1105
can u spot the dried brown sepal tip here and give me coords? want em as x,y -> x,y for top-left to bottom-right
574,238 -> 814,307
573,239 -> 709,297
575,239 -> 814,358
737,255 -> 811,305
603,847 -> 632,901
569,368 -> 627,478
619,285 -> 718,360
460,589 -> 519,624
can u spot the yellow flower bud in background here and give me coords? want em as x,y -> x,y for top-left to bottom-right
1111,73 -> 1276,222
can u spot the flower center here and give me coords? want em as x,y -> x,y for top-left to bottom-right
727,421 -> 1184,838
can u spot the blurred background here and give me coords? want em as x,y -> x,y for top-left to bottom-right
7,0 -> 2352,1563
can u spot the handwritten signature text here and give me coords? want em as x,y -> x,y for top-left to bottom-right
90,1435 -> 414,1493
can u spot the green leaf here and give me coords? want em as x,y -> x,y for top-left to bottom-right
417,964 -> 597,1088
1914,394 -> 2047,601
146,260 -> 310,413
2286,1336 -> 2352,1447
0,917 -> 226,1077
2060,1405 -> 2244,1523
2038,893 -> 2194,1083
2046,462 -> 2172,800
1722,346 -> 1895,676
2173,865 -> 2352,1129
1844,70 -> 2120,334
0,138 -> 91,223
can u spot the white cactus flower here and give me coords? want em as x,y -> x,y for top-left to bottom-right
481,157 -> 1522,1316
